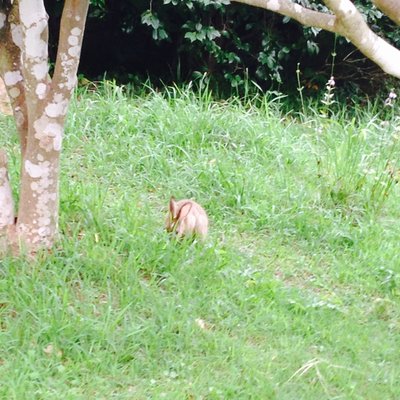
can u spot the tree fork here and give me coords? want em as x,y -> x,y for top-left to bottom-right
0,0 -> 89,255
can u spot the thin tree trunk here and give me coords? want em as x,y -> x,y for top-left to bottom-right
0,2 -> 29,157
0,149 -> 14,228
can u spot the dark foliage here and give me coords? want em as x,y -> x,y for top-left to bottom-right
44,0 -> 400,96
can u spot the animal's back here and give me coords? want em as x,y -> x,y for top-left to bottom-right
172,198 -> 208,239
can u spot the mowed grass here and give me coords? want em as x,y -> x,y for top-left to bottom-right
1,82 -> 400,399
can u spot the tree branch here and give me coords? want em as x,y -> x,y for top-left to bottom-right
373,0 -> 400,25
231,0 -> 337,33
232,0 -> 400,80
323,0 -> 400,79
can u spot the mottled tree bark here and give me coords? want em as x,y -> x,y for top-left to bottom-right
0,150 -> 14,227
0,0 -> 89,255
0,78 -> 12,115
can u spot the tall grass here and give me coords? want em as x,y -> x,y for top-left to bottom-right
0,82 -> 399,399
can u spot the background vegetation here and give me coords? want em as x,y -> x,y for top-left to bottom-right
44,0 -> 400,96
0,83 -> 399,398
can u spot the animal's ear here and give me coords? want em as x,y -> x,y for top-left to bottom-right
169,196 -> 177,218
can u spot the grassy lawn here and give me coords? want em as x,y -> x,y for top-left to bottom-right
0,83 -> 399,399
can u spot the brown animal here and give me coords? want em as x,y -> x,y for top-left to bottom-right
166,196 -> 208,240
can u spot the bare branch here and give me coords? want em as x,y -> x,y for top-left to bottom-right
231,0 -> 337,33
232,0 -> 400,80
373,0 -> 400,25
323,0 -> 400,79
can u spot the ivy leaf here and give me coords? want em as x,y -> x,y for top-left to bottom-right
141,11 -> 160,29
184,32 -> 198,42
141,10 -> 169,41
205,27 -> 221,40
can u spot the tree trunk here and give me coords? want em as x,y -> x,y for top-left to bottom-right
17,116 -> 63,249
0,150 -> 14,217
0,0 -> 89,256
0,149 -> 14,253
